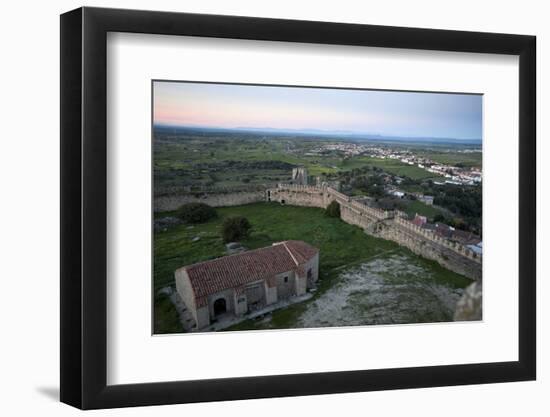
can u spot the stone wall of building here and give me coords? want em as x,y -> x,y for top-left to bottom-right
155,190 -> 266,212
174,268 -> 203,328
207,288 -> 237,319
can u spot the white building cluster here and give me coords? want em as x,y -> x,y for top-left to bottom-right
312,142 -> 482,186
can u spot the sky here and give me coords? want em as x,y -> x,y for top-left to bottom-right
153,81 -> 482,140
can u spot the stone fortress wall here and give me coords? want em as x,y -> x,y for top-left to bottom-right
269,184 -> 482,281
155,190 -> 266,212
155,182 -> 481,280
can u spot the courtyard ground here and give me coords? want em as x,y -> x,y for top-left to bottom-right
154,202 -> 472,333
237,253 -> 465,331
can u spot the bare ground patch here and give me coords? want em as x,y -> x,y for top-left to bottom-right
296,254 -> 465,328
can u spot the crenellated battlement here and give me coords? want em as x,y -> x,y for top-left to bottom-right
393,216 -> 481,263
276,183 -> 320,192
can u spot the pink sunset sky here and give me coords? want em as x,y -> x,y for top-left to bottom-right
153,81 -> 482,139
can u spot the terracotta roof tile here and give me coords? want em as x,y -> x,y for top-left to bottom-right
282,240 -> 319,264
178,241 -> 318,306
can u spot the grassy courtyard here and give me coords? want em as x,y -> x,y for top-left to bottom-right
154,202 -> 472,333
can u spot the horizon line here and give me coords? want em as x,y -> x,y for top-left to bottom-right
153,123 -> 483,142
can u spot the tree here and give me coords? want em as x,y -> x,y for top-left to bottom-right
433,213 -> 446,223
222,216 -> 252,243
353,174 -> 385,198
325,200 -> 341,218
176,203 -> 217,224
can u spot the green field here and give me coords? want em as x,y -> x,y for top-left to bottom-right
154,136 -> 341,192
339,157 -> 441,180
154,202 -> 471,333
404,200 -> 445,220
417,150 -> 482,168
154,135 -> 472,194
154,203 -> 396,292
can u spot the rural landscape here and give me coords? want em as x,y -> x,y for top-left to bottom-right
153,81 -> 483,334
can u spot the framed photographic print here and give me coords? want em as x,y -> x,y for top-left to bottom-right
60,6 -> 536,409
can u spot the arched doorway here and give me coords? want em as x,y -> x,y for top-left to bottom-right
213,298 -> 227,316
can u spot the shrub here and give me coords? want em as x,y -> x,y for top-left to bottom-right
176,203 -> 217,224
325,200 -> 341,218
433,214 -> 446,223
221,216 -> 252,243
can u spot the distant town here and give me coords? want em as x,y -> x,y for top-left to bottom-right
307,142 -> 482,186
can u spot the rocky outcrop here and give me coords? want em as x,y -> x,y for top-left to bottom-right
454,281 -> 482,321
154,216 -> 182,232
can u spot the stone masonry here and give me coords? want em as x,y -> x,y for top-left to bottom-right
154,190 -> 266,212
268,184 -> 482,281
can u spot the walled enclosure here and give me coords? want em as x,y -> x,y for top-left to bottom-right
162,184 -> 481,281
269,184 -> 482,281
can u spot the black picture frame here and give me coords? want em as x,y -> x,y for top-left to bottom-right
60,6 -> 536,410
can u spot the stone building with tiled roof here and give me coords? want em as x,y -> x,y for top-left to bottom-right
175,240 -> 319,330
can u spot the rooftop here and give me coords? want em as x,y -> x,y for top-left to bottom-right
179,240 -> 319,305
